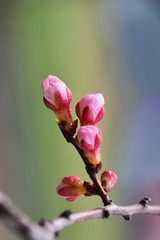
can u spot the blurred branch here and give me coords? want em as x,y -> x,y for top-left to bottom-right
0,192 -> 52,240
0,192 -> 160,240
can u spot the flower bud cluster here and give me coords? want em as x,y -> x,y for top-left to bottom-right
75,94 -> 105,172
42,75 -> 118,202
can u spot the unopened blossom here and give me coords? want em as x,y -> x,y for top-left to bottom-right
101,170 -> 118,192
76,94 -> 105,126
75,125 -> 102,171
56,176 -> 87,202
42,75 -> 72,124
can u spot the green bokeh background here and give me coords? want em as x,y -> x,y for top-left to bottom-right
1,1 -> 160,240
1,1 -> 126,239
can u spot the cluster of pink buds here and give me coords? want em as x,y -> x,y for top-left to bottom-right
42,75 -> 118,202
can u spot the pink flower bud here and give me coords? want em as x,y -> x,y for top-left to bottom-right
101,170 -> 118,192
56,176 -> 87,202
42,75 -> 72,124
75,126 -> 102,171
76,94 -> 105,126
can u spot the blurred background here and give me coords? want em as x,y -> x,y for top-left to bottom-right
0,0 -> 160,239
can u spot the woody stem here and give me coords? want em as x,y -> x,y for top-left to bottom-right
65,134 -> 110,206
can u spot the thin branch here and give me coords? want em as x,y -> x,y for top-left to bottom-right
65,134 -> 110,205
0,192 -> 160,240
48,201 -> 160,234
0,192 -> 52,240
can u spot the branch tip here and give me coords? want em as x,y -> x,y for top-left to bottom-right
103,199 -> 112,206
60,210 -> 72,219
38,218 -> 47,227
139,197 -> 151,206
55,231 -> 60,238
103,209 -> 111,219
0,203 -> 10,217
123,215 -> 132,221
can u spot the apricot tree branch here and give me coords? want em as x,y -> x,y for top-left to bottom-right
64,134 -> 110,205
0,192 -> 160,240
0,192 -> 52,240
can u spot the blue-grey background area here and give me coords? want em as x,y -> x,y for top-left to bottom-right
0,1 -> 160,240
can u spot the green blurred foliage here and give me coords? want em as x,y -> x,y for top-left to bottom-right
0,1 -> 128,240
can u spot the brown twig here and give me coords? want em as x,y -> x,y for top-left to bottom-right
65,135 -> 110,205
0,192 -> 160,240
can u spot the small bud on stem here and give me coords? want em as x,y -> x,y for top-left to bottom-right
101,170 -> 118,192
76,94 -> 105,126
76,125 -> 102,172
56,176 -> 96,202
42,75 -> 73,129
